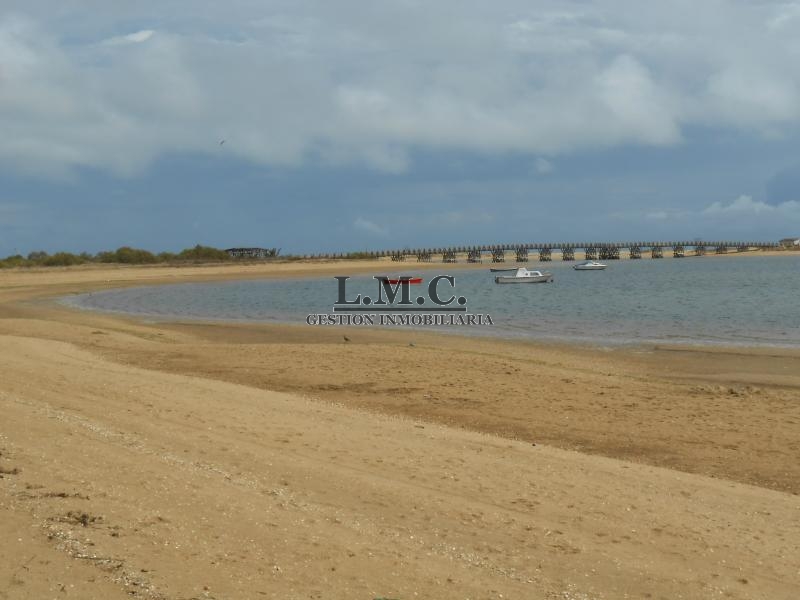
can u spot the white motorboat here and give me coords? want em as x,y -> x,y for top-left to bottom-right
573,260 -> 607,271
494,267 -> 554,284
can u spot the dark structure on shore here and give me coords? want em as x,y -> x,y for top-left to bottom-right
301,241 -> 779,261
225,247 -> 281,259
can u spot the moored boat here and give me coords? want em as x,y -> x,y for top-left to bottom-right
573,261 -> 607,271
494,267 -> 553,284
378,276 -> 424,285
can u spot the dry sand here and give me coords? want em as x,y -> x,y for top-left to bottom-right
1,258 -> 799,599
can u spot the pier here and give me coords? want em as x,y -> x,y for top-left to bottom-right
303,241 -> 779,261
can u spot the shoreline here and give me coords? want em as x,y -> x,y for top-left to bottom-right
8,254 -> 800,377
2,258 -> 800,598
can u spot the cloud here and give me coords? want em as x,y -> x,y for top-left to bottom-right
594,54 -> 681,145
1,2 -> 800,178
703,195 -> 800,215
704,195 -> 772,214
102,29 -> 155,45
534,157 -> 554,174
353,216 -> 387,236
767,2 -> 800,29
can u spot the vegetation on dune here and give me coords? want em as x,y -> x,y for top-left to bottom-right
177,245 -> 231,262
344,251 -> 376,259
42,252 -> 88,266
96,247 -> 159,264
0,244 -> 278,268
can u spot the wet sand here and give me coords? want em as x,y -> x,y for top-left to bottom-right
1,259 -> 799,599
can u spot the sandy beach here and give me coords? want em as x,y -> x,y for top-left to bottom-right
1,258 -> 799,599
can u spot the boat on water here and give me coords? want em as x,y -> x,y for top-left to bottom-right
573,260 -> 607,271
494,267 -> 554,284
489,266 -> 520,272
377,276 -> 424,285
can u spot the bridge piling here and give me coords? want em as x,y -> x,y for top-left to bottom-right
539,248 -> 552,261
467,249 -> 482,263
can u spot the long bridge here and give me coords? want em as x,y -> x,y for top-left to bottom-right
302,241 -> 779,262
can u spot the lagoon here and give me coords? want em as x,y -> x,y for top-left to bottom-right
63,255 -> 800,347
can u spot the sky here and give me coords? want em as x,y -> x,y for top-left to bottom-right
1,0 -> 800,256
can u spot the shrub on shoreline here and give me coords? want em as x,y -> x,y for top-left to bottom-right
42,252 -> 87,266
177,245 -> 230,262
0,245 -> 239,268
96,247 -> 159,264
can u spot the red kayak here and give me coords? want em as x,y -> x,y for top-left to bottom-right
379,276 -> 423,285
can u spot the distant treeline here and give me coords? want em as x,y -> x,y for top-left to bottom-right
0,245 -> 253,268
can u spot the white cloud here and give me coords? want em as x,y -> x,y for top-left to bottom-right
706,68 -> 799,126
103,29 -> 155,45
595,54 -> 681,145
633,196 -> 800,224
703,195 -> 800,215
353,217 -> 387,236
704,195 -> 767,214
696,195 -> 800,239
768,3 -> 800,29
1,2 -> 800,177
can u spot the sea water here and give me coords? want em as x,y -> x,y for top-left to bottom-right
62,255 -> 800,347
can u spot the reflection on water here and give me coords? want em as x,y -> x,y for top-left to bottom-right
62,255 -> 800,347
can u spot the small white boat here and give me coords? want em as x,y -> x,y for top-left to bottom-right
494,267 -> 554,284
573,260 -> 607,271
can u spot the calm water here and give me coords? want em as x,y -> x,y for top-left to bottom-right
62,255 -> 800,347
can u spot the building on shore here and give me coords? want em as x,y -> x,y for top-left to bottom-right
225,247 -> 280,259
